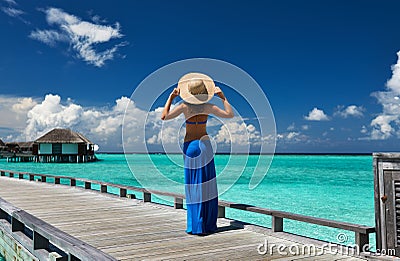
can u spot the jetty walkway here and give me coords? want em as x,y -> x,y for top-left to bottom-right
0,170 -> 378,260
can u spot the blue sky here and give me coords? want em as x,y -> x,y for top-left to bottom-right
1,0 -> 400,153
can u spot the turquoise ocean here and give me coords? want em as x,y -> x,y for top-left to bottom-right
0,154 -> 375,250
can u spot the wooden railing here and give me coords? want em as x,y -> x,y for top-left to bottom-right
0,195 -> 116,260
0,169 -> 375,252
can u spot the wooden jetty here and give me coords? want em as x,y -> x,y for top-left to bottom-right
0,170 -> 381,260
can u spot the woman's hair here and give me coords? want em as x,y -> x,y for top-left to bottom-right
188,79 -> 208,96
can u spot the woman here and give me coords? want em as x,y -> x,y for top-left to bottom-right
161,72 -> 234,235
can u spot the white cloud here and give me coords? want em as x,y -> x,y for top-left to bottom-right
360,125 -> 367,134
287,131 -> 299,140
29,7 -> 126,67
3,94 -> 278,152
370,115 -> 398,140
301,125 -> 309,130
369,51 -> 400,140
2,6 -> 23,17
29,30 -> 69,46
25,94 -> 84,140
1,0 -> 29,24
91,15 -> 107,24
387,51 -> 400,94
12,97 -> 37,114
287,123 -> 295,131
334,105 -> 364,118
304,108 -> 329,121
214,119 -> 255,146
0,96 -> 37,130
276,131 -> 308,143
3,0 -> 17,5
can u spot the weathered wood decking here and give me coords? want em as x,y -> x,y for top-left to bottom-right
0,176 -> 373,260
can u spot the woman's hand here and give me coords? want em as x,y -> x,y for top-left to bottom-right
161,88 -> 182,120
170,88 -> 179,100
214,86 -> 226,100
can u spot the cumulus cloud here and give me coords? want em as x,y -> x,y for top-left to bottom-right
334,105 -> 364,118
0,96 -> 37,130
25,94 -> 83,140
214,119 -> 255,146
12,97 -> 37,114
369,51 -> 400,140
29,7 -> 126,67
17,95 -> 214,151
304,108 -> 329,121
370,115 -> 398,140
3,94 -> 278,152
22,94 -> 140,150
276,131 -> 308,143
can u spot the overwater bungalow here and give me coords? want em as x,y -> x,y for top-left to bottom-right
32,128 -> 97,163
5,141 -> 34,153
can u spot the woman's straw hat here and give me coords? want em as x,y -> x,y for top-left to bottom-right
178,72 -> 215,104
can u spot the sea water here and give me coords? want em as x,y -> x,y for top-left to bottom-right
0,154 -> 374,248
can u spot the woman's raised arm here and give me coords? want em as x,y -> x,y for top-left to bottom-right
206,87 -> 234,118
161,88 -> 184,120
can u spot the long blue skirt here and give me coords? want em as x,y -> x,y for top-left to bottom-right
183,139 -> 218,234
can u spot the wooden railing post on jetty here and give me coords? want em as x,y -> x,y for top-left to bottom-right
0,169 -> 376,253
0,197 -> 116,260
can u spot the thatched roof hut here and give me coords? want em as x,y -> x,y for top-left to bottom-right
5,141 -> 34,152
33,128 -> 96,163
35,129 -> 93,144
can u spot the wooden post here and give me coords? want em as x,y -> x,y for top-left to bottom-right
174,198 -> 183,209
0,171 -> 4,176
85,182 -> 91,189
143,192 -> 151,202
55,177 -> 60,184
33,231 -> 49,250
218,206 -> 226,218
119,188 -> 127,197
29,174 -> 34,181
41,176 -> 46,182
68,254 -> 79,261
355,232 -> 369,252
11,217 -> 24,232
18,173 -> 24,179
0,209 -> 7,219
70,179 -> 76,186
272,216 -> 284,232
101,184 -> 107,193
9,172 -> 14,178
